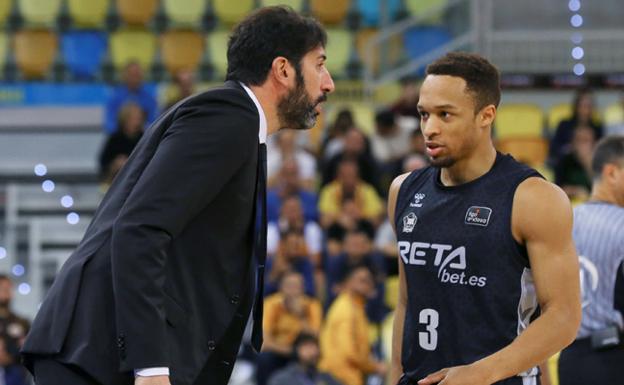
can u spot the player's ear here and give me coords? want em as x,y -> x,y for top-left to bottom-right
478,104 -> 496,129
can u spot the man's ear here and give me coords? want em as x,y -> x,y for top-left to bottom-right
478,104 -> 496,129
270,56 -> 295,88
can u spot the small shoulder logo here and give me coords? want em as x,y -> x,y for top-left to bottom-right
402,212 -> 418,233
464,206 -> 492,227
410,193 -> 426,208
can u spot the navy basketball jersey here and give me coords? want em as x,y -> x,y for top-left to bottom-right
395,153 -> 542,383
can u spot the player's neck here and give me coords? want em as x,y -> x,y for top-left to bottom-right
590,183 -> 620,206
440,146 -> 497,186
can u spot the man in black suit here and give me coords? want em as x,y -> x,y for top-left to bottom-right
21,6 -> 334,385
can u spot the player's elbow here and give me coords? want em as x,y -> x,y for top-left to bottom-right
551,302 -> 582,349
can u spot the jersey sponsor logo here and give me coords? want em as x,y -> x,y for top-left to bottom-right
402,212 -> 418,233
397,241 -> 487,287
465,206 -> 492,227
579,255 -> 599,308
410,193 -> 426,208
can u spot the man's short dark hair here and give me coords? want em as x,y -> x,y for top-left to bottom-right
426,52 -> 501,112
592,135 -> 624,177
226,6 -> 327,86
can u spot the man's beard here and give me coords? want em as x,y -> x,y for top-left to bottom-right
277,72 -> 326,131
429,155 -> 456,168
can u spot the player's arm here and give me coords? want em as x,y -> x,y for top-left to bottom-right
388,173 -> 410,385
420,177 -> 581,385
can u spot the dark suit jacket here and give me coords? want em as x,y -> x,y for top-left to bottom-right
22,81 -> 261,385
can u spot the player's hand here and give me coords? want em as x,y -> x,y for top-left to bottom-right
417,364 -> 493,385
135,375 -> 171,385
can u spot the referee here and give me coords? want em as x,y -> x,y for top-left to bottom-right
559,135 -> 624,385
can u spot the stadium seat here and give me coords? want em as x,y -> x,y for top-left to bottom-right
547,103 -> 572,135
116,0 -> 158,26
14,29 -> 58,79
110,29 -> 156,72
212,0 -> 254,26
61,31 -> 107,80
260,0 -> 304,12
495,103 -> 544,140
163,0 -> 205,27
0,32 -> 7,70
18,0 -> 62,26
405,0 -> 447,24
325,29 -> 352,78
496,137 -> 548,167
604,102 -> 624,127
355,0 -> 402,27
67,0 -> 109,28
384,276 -> 399,309
404,26 -> 452,63
0,0 -> 12,27
161,30 -> 204,76
309,0 -> 350,26
206,29 -> 229,78
355,28 -> 402,76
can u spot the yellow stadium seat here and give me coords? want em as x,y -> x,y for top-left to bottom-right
259,0 -> 304,11
163,0 -> 205,27
547,352 -> 560,385
212,0 -> 254,25
206,29 -> 229,78
18,0 -> 61,26
604,102 -> 624,127
67,0 -> 108,28
495,103 -> 544,139
161,30 -> 204,76
0,0 -> 12,27
384,276 -> 399,309
496,137 -> 548,167
310,0 -> 350,25
14,29 -> 58,79
547,103 -> 572,134
116,0 -> 158,26
325,29 -> 351,78
356,28 -> 402,76
110,29 -> 156,72
405,0 -> 446,24
0,32 -> 7,68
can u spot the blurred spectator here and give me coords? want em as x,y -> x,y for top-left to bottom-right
554,125 -> 595,201
371,109 -> 413,194
104,61 -> 157,134
265,230 -> 316,297
319,159 -> 383,229
322,128 -> 380,193
606,93 -> 624,135
258,272 -> 323,385
319,265 -> 387,385
321,109 -> 356,161
99,102 -> 145,185
267,158 -> 319,223
0,275 -> 30,385
163,69 -> 197,111
268,130 -> 318,190
324,199 -> 376,257
374,219 -> 399,276
390,77 -> 420,119
326,229 -> 387,323
550,88 -> 603,163
268,332 -> 342,385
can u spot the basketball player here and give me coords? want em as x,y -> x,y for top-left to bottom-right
558,135 -> 624,385
388,52 -> 581,385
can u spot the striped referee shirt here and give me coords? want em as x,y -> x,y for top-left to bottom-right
573,201 -> 624,338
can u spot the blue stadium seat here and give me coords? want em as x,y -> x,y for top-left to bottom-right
356,0 -> 402,27
61,31 -> 108,79
403,26 -> 452,72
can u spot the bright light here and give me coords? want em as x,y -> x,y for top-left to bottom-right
572,46 -> 584,60
0,247 -> 5,260
67,212 -> 80,225
34,164 -> 47,176
18,283 -> 31,295
570,14 -> 583,27
61,195 -> 74,208
568,0 -> 581,12
571,32 -> 583,44
42,180 -> 55,193
573,63 -> 586,76
12,264 -> 25,277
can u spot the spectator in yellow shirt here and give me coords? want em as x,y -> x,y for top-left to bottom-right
257,271 -> 323,385
319,265 -> 387,385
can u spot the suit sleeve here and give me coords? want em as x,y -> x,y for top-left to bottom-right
110,103 -> 257,371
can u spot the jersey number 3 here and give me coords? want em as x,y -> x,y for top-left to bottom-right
419,308 -> 439,351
